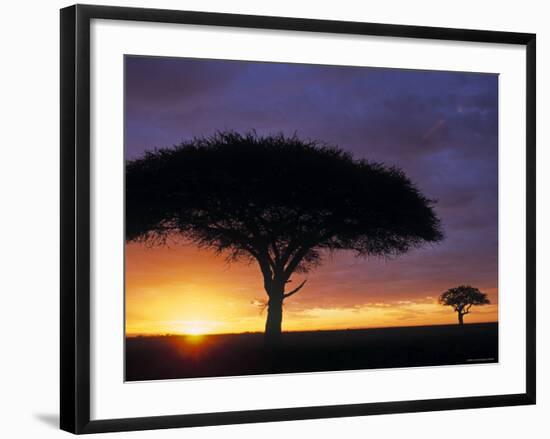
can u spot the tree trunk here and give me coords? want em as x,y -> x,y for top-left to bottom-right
458,312 -> 464,326
265,293 -> 283,347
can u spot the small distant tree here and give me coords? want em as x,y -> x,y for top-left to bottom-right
127,132 -> 444,346
439,285 -> 490,325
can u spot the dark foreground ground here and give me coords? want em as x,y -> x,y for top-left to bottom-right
125,322 -> 498,381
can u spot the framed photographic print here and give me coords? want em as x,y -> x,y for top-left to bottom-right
60,4 -> 536,434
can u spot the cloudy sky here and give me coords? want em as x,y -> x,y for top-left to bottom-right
125,55 -> 498,335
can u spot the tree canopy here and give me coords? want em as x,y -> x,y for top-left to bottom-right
127,132 -> 443,271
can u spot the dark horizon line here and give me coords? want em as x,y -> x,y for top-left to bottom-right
126,320 -> 498,338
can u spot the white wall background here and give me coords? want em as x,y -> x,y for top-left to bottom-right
0,0 -> 546,437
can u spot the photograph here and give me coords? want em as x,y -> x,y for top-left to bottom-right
124,55 -> 499,382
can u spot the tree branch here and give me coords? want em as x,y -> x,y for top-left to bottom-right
283,246 -> 311,278
279,241 -> 299,270
283,279 -> 307,299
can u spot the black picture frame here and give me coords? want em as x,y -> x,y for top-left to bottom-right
60,4 -> 536,434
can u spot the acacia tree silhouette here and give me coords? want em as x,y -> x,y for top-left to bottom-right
126,132 -> 443,346
439,285 -> 490,325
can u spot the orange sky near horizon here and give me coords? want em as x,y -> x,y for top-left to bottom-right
125,241 -> 498,336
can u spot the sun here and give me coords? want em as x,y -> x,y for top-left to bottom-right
181,320 -> 215,336
185,326 -> 205,336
